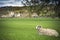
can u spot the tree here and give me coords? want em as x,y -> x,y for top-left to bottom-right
22,0 -> 60,18
54,0 -> 60,18
22,0 -> 49,16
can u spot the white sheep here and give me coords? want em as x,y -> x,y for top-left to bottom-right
36,25 -> 59,37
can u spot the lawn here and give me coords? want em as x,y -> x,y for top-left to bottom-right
0,18 -> 60,40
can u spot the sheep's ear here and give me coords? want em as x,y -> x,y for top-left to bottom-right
36,26 -> 37,29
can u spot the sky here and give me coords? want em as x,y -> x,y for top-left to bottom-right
0,0 -> 24,7
0,0 -> 59,7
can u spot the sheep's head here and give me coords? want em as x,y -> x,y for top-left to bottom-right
36,25 -> 41,30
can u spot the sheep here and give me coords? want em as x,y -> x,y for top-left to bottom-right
36,25 -> 59,37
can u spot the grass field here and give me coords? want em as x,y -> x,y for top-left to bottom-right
0,18 -> 60,40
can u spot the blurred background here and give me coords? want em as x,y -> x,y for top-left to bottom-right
0,0 -> 60,40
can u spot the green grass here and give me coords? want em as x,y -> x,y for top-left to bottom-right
0,18 -> 60,40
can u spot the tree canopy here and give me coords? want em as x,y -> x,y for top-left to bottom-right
22,0 -> 60,18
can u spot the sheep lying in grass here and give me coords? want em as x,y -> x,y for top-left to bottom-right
36,25 -> 59,37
